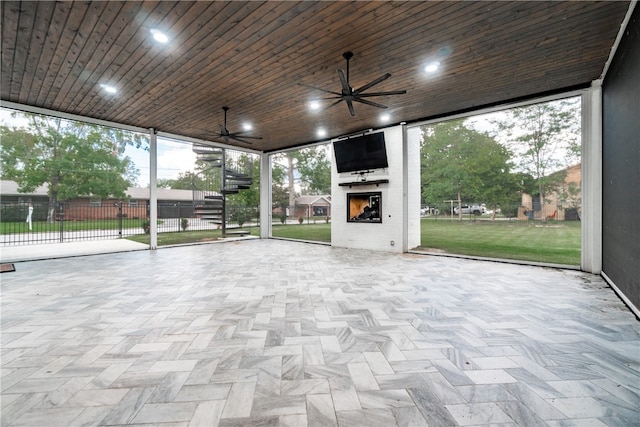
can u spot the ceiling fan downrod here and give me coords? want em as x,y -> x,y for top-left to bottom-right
343,51 -> 353,87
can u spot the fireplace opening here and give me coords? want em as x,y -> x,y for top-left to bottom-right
347,192 -> 382,223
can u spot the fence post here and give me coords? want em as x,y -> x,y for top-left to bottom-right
177,202 -> 181,231
117,202 -> 123,238
58,202 -> 64,242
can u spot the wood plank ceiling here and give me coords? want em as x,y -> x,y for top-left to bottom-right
1,1 -> 630,152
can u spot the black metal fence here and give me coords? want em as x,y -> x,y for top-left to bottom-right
1,201 -> 259,246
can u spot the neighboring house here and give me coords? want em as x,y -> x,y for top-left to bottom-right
0,180 -> 200,220
519,163 -> 581,220
292,195 -> 332,219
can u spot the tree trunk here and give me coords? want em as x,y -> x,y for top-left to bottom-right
538,183 -> 545,222
47,192 -> 58,223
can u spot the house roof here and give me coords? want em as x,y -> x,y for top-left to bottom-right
1,180 -> 48,197
1,1 -> 631,153
0,180 -> 196,201
126,187 -> 196,202
295,195 -> 331,206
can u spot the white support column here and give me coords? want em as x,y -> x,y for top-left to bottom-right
149,128 -> 158,250
402,124 -> 409,252
581,82 -> 603,273
405,126 -> 422,251
259,152 -> 272,239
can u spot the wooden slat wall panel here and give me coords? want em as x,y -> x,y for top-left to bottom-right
57,2 -> 139,111
109,2 -> 277,125
1,2 -> 20,98
163,2 -> 357,133
18,1 -> 56,102
29,2 -> 72,105
8,1 -> 37,100
72,2 -> 153,113
40,2 -> 92,108
0,0 -> 631,152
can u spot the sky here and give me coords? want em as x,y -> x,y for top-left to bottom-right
127,138 -> 197,187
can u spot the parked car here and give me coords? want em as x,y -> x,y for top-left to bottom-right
454,204 -> 485,215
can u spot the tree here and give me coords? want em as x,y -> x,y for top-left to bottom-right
271,161 -> 290,222
273,145 -> 331,220
156,171 -> 207,190
492,98 -> 580,211
420,119 -> 522,217
294,145 -> 331,195
1,113 -> 145,221
226,152 -> 260,211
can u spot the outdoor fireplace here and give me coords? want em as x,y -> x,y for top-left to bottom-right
347,192 -> 382,223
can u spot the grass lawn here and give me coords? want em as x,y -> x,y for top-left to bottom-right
271,223 -> 331,243
125,219 -> 580,266
270,218 -> 581,265
419,217 -> 581,265
126,223 -> 330,246
1,218 -> 146,234
127,228 -> 259,246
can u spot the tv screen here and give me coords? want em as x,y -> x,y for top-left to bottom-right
333,132 -> 388,173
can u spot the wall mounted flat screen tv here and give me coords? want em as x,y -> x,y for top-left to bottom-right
333,132 -> 388,173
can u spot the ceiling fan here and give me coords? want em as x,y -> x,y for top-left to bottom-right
304,51 -> 407,117
212,106 -> 262,145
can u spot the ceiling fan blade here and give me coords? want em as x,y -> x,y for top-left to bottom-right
354,73 -> 391,94
358,90 -> 407,97
322,99 -> 344,112
337,69 -> 351,94
229,136 -> 254,145
299,83 -> 342,96
346,99 -> 356,116
353,97 -> 388,109
229,133 -> 263,140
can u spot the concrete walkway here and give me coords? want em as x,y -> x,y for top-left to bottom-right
0,239 -> 149,263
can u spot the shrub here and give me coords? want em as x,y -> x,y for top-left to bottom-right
180,218 -> 189,231
142,219 -> 150,234
236,210 -> 247,227
298,216 -> 304,224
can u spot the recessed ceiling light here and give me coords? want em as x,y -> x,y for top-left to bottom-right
380,113 -> 391,123
309,100 -> 321,111
425,61 -> 440,73
317,128 -> 327,138
242,122 -> 253,131
100,84 -> 117,94
150,29 -> 169,44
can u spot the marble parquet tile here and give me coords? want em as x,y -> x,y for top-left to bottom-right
1,239 -> 639,426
